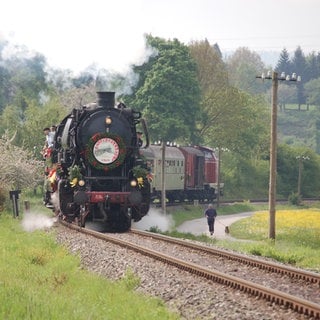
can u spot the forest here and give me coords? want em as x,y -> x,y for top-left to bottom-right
1,34 -> 320,201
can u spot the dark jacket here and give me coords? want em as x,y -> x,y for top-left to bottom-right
205,208 -> 217,220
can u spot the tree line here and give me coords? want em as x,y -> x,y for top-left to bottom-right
1,35 -> 320,201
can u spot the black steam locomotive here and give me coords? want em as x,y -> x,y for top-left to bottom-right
46,92 -> 151,232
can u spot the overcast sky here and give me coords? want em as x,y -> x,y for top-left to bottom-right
1,0 -> 320,73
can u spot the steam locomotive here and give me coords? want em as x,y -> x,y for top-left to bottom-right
46,92 -> 151,232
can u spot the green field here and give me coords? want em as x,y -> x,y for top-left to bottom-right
1,198 -> 319,319
0,212 -> 179,320
166,203 -> 320,272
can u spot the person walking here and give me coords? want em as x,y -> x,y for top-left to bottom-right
204,203 -> 217,235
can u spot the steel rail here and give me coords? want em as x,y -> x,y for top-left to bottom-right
60,221 -> 320,319
131,229 -> 320,284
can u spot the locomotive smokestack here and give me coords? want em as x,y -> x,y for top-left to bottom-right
97,92 -> 115,108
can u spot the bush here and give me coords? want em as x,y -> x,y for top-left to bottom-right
288,192 -> 301,205
0,187 -> 6,211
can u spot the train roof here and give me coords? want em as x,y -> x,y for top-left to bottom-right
196,145 -> 214,152
141,145 -> 184,160
178,146 -> 204,157
195,146 -> 218,158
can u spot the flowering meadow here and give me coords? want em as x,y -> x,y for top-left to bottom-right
227,209 -> 320,270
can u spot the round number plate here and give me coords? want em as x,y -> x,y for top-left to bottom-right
93,137 -> 120,164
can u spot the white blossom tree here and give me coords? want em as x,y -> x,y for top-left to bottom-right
0,131 -> 43,207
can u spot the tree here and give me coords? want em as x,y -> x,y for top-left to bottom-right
226,47 -> 266,95
271,83 -> 297,108
7,53 -> 49,110
0,96 -> 67,155
22,97 -> 68,155
277,144 -> 320,198
0,105 -> 22,139
200,87 -> 269,156
189,39 -> 228,94
0,133 -> 43,191
131,35 -> 201,143
304,78 -> 320,107
291,46 -> 307,105
0,39 -> 11,111
275,48 -> 292,76
306,51 -> 319,81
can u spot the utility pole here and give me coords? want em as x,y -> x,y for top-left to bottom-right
161,140 -> 166,214
256,71 -> 301,240
216,147 -> 221,208
269,71 -> 278,240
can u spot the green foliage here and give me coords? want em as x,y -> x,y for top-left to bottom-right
118,268 -> 141,291
0,213 -> 178,320
0,187 -> 6,211
3,38 -> 320,202
0,95 -> 67,157
189,39 -> 228,94
0,135 -> 43,190
275,48 -> 291,76
149,226 -> 163,233
226,47 -> 266,95
288,192 -> 302,206
132,165 -> 148,179
277,144 -> 320,198
0,47 -> 49,114
202,88 -> 269,156
0,105 -> 22,139
23,97 -> 67,154
68,165 -> 83,184
164,205 -> 320,270
163,229 -> 216,244
304,77 -> 320,106
131,35 -> 201,143
226,209 -> 320,269
248,244 -> 300,265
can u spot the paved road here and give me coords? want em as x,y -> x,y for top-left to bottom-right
176,212 -> 255,238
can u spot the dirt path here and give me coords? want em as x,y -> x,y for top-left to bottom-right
176,212 -> 255,238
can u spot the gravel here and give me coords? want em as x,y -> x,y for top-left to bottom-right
53,225 -> 315,320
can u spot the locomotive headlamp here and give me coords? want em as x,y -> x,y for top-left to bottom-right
130,179 -> 137,187
105,116 -> 112,125
78,179 -> 85,187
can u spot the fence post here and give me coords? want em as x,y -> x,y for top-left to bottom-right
9,190 -> 21,218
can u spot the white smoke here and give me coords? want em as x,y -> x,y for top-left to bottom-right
132,207 -> 173,232
21,211 -> 57,232
50,192 -> 60,211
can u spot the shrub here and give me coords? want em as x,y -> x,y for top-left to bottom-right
0,187 -> 6,211
288,192 -> 301,205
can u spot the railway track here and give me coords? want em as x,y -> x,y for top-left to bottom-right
60,221 -> 320,319
131,229 -> 320,284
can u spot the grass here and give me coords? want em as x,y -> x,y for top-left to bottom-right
223,209 -> 320,269
165,202 -> 320,272
167,201 -> 280,227
0,212 -> 179,320
2,192 -> 318,319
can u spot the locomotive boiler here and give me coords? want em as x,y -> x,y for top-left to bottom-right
47,92 -> 151,232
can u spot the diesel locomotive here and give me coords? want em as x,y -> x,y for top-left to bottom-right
46,92 -> 151,232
